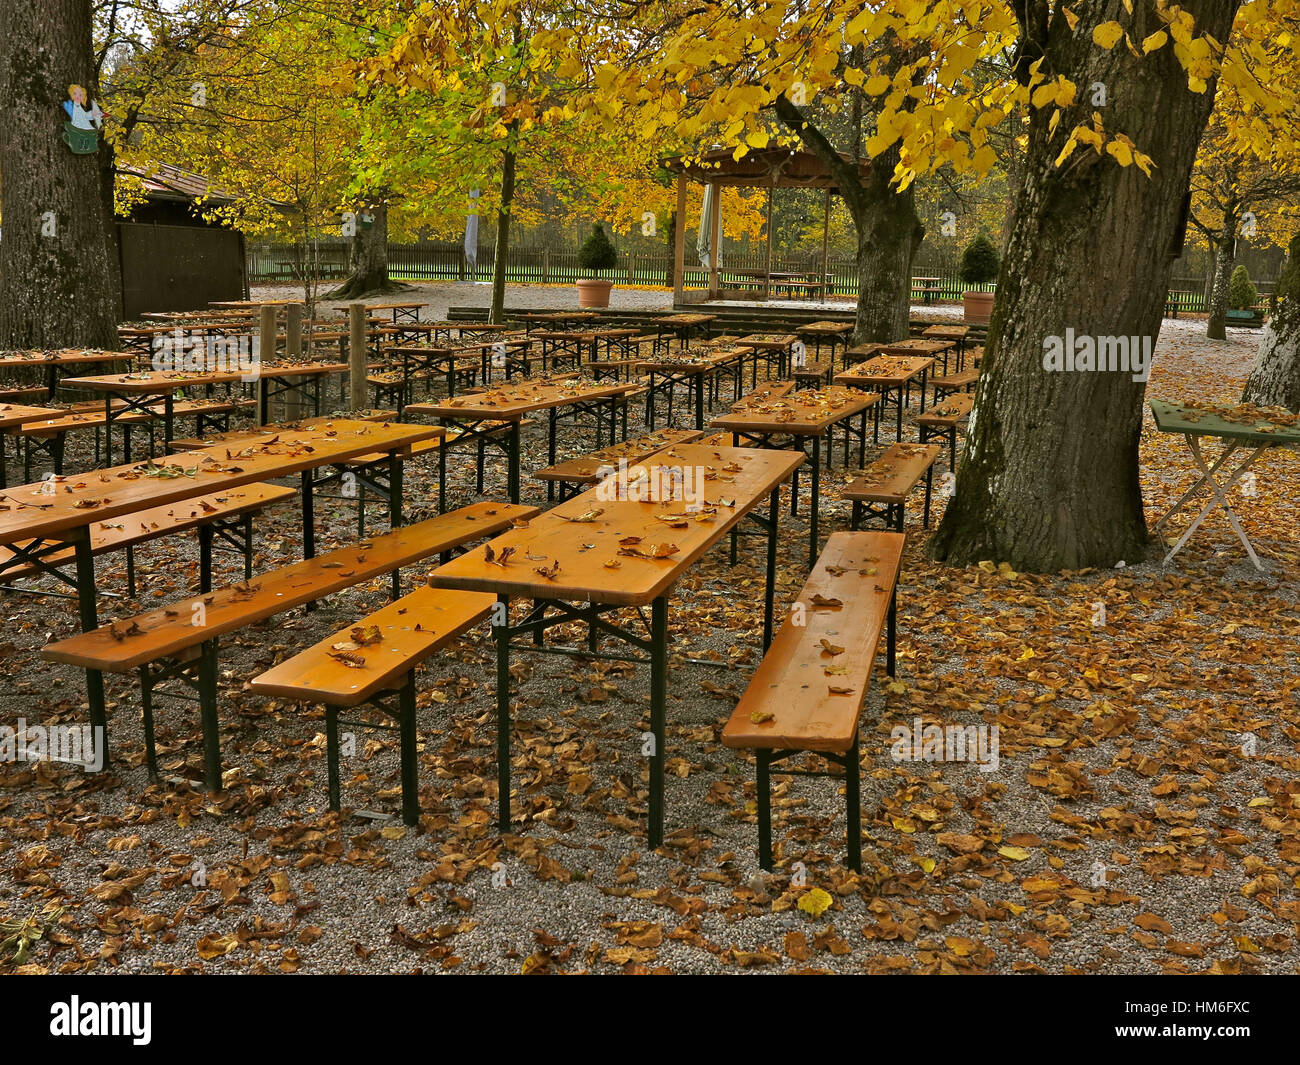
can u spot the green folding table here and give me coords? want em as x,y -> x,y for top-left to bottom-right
1149,399 -> 1300,570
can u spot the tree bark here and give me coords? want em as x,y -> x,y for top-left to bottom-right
325,201 -> 406,300
489,138 -> 518,325
773,99 -> 923,344
1241,234 -> 1300,411
929,0 -> 1242,572
852,146 -> 925,342
1205,206 -> 1238,340
0,0 -> 121,348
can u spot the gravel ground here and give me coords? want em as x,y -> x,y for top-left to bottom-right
1,304 -> 1297,975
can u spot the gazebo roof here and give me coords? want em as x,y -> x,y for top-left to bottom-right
661,146 -> 870,190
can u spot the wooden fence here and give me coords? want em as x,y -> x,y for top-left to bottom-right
249,241 -> 1271,311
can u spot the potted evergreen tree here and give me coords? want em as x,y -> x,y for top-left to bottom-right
960,233 -> 1000,324
1226,264 -> 1263,326
575,224 -> 618,308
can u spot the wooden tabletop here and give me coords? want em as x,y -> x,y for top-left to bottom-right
736,333 -> 799,350
879,338 -> 952,356
0,403 -> 60,431
0,350 -> 135,369
796,321 -> 853,335
366,301 -> 425,310
59,369 -> 246,394
209,299 -> 304,308
536,428 -> 704,483
659,314 -> 716,326
637,347 -> 748,372
0,419 -> 441,545
835,355 -> 936,388
406,378 -> 639,422
709,386 -> 880,435
429,443 -> 803,606
921,325 -> 969,340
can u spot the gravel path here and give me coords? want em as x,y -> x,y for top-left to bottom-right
1,306 -> 1296,975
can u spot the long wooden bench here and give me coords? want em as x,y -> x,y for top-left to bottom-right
721,530 -> 905,871
249,585 -> 496,823
16,408 -> 155,475
533,428 -> 704,501
917,391 -> 974,469
41,501 -> 538,789
0,482 -> 295,598
843,442 -> 941,531
0,386 -> 49,402
929,367 -> 978,402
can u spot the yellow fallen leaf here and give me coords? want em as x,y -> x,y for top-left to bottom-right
998,846 -> 1032,861
797,887 -> 833,918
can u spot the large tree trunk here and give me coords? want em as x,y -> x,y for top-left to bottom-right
0,0 -> 121,348
1241,234 -> 1300,410
1205,208 -> 1238,340
325,201 -> 405,300
929,0 -> 1241,572
773,99 -> 923,344
852,147 -> 925,343
489,141 -> 518,325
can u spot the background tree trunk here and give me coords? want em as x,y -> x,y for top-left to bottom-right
1205,207 -> 1238,340
929,0 -> 1241,572
325,202 -> 405,300
1241,233 -> 1300,410
0,0 -> 122,348
852,148 -> 925,343
773,99 -> 923,345
489,140 -> 518,325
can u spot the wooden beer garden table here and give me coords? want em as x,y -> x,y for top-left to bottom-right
0,349 -> 137,399
654,313 -> 716,351
921,324 -> 970,368
835,355 -> 937,443
795,320 -> 854,364
0,418 -> 442,746
0,403 -> 59,489
406,377 -> 641,503
735,333 -> 799,383
428,441 -> 802,845
366,301 -> 425,323
517,311 -> 601,333
59,369 -> 247,464
709,385 -> 880,567
637,346 -> 751,430
1148,399 -> 1300,570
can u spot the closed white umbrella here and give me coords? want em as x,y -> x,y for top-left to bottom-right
697,184 -> 722,271
464,188 -> 480,276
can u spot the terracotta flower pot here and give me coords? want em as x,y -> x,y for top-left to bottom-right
963,290 -> 995,325
575,278 -> 614,308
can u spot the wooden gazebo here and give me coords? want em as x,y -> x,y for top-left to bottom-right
662,146 -> 871,304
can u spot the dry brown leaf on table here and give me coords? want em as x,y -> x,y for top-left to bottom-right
329,651 -> 366,669
820,639 -> 844,656
811,594 -> 843,609
350,624 -> 383,646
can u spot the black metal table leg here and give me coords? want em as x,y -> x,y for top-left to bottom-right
763,486 -> 778,651
809,434 -> 821,569
72,529 -> 107,758
399,673 -> 418,826
494,594 -> 512,832
508,420 -> 521,504
200,638 -> 220,791
648,596 -> 668,849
